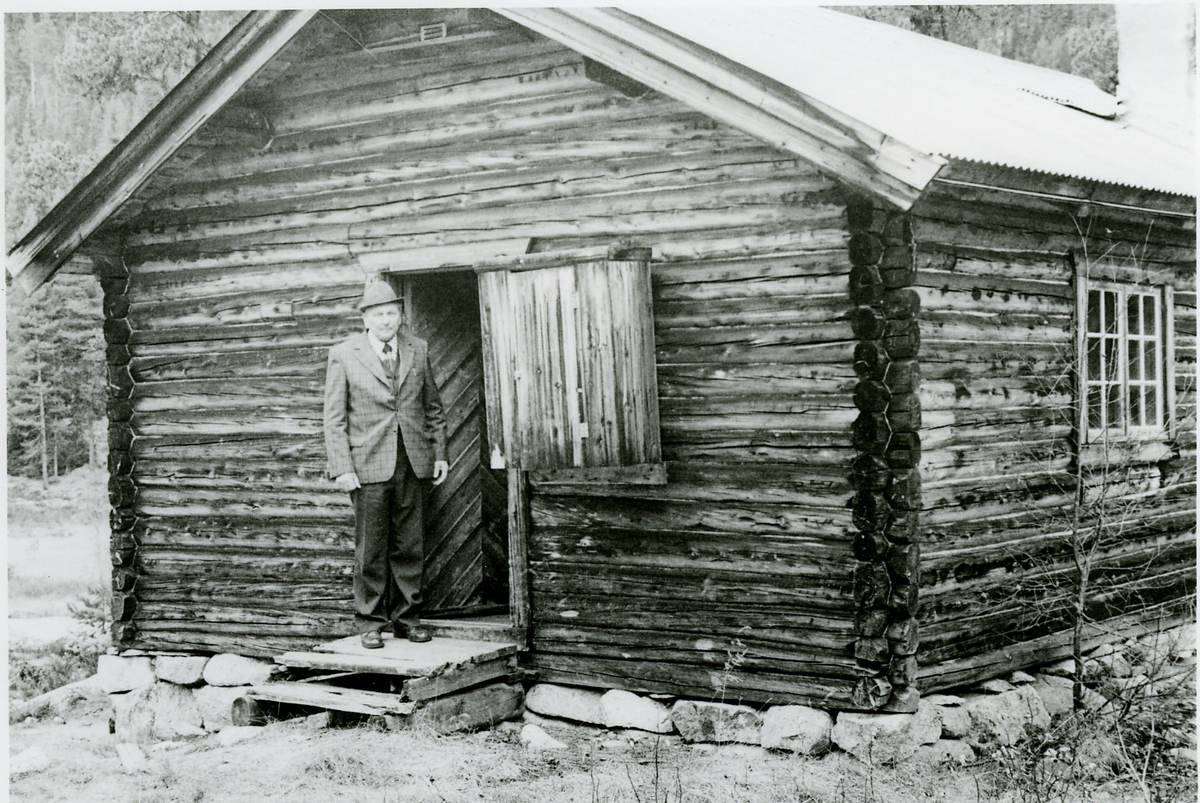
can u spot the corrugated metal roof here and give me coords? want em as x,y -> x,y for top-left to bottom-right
627,6 -> 1194,197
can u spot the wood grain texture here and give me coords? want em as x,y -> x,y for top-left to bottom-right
910,186 -> 1196,691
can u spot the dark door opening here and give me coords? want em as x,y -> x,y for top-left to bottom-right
396,271 -> 509,620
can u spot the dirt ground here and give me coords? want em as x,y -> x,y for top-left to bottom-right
10,697 -> 1185,803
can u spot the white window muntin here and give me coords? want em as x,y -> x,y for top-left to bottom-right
1082,281 -> 1165,441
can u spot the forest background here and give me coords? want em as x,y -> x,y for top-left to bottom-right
4,6 -> 1122,482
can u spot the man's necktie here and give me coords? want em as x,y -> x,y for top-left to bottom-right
381,341 -> 397,375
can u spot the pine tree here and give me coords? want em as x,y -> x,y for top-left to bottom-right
6,275 -> 105,481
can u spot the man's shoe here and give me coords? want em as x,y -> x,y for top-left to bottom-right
360,630 -> 384,649
403,625 -> 433,643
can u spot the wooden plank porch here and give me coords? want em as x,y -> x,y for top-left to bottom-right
247,629 -> 525,732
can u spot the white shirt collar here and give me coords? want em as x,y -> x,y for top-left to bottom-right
366,331 -> 398,360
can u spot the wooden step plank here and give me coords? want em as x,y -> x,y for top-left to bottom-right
247,681 -> 416,716
392,681 -> 524,734
277,634 -> 517,676
401,655 -> 516,701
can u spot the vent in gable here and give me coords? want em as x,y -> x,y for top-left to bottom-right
420,23 -> 448,42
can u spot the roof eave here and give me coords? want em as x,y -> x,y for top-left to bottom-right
6,10 -> 317,294
497,7 -> 946,212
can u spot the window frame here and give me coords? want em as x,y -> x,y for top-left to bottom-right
1075,268 -> 1175,450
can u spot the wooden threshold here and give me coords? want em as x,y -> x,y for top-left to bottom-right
424,616 -> 525,644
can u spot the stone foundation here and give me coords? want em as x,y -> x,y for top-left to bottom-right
75,622 -> 1194,764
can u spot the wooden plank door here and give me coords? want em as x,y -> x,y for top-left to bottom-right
401,272 -> 507,613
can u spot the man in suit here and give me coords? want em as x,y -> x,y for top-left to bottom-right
324,281 -> 448,648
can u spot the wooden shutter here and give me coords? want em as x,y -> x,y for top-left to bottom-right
478,258 -> 663,482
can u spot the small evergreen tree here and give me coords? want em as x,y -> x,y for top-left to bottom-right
6,275 -> 105,482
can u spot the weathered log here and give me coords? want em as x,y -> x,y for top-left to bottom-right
528,653 -> 857,709
914,213 -> 1195,264
848,233 -> 884,267
884,318 -> 919,343
881,215 -> 912,247
888,654 -> 919,688
851,466 -> 889,492
110,526 -> 137,550
104,295 -> 131,319
845,197 -> 887,233
883,266 -> 917,289
110,507 -> 137,532
888,582 -> 919,618
112,593 -> 137,622
886,407 -> 922,432
851,676 -> 892,710
854,637 -> 890,664
655,294 -> 857,329
107,450 -> 134,476
534,619 -> 855,656
853,453 -> 889,477
853,561 -> 891,609
887,509 -> 921,545
883,360 -> 920,393
111,547 -> 137,567
887,469 -> 922,511
853,380 -> 891,412
851,412 -> 891,453
92,254 -> 129,279
880,245 -> 913,271
884,328 -> 920,360
103,318 -> 132,345
106,344 -> 132,366
112,622 -> 136,644
849,306 -> 886,340
849,265 -> 883,291
108,476 -> 137,508
850,282 -> 885,308
100,277 -> 129,297
106,399 -> 133,422
231,696 -> 269,727
852,490 -> 891,533
882,288 -> 920,319
853,340 -> 889,380
886,432 -> 921,468
113,568 -> 139,592
881,685 -> 920,713
107,366 -> 134,399
885,392 -> 920,414
853,530 -> 891,562
855,608 -> 890,638
886,618 -> 919,656
108,423 -> 134,452
886,542 -> 920,583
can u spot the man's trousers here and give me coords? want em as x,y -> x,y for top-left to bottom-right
350,443 -> 428,634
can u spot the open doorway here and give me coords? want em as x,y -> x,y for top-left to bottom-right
391,271 -> 509,624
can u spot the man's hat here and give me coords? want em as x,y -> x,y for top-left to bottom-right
358,281 -> 401,312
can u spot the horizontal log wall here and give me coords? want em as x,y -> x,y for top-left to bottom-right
528,245 -> 863,708
99,7 -> 865,707
911,170 -> 1197,690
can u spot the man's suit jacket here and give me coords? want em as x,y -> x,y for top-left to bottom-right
324,331 -> 447,484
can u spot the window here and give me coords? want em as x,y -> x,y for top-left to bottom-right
477,256 -> 664,483
1080,280 -> 1168,441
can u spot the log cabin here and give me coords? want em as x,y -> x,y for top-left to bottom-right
8,8 -> 1195,713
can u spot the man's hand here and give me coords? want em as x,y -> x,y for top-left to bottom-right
335,472 -> 362,492
432,460 -> 449,486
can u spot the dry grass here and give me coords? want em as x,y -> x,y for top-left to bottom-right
8,713 -> 1001,803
